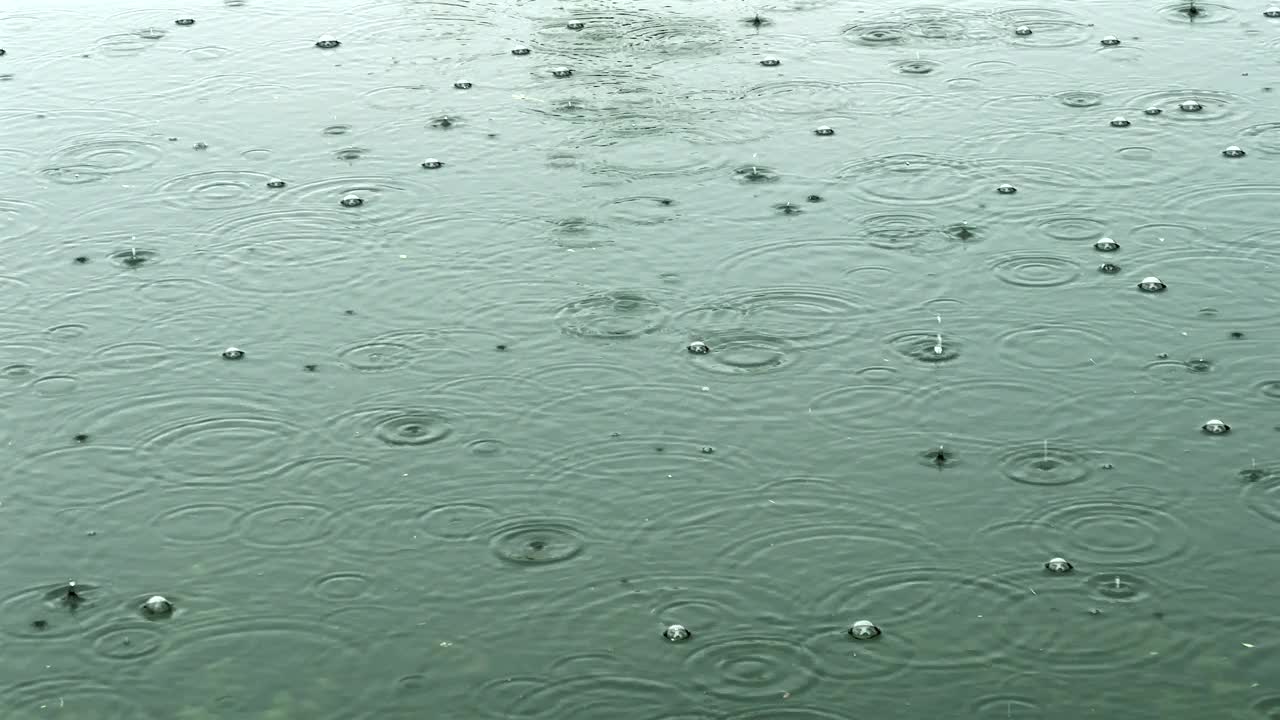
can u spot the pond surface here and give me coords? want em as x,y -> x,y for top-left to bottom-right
2,0 -> 1279,717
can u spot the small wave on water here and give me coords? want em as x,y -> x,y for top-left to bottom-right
841,6 -> 1089,49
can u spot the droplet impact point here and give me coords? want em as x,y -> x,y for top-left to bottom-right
1202,419 -> 1230,434
663,624 -> 691,642
848,620 -> 881,639
141,595 -> 173,617
1045,557 -> 1074,573
1137,276 -> 1166,293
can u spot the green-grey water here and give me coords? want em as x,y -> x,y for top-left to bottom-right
2,0 -> 1280,717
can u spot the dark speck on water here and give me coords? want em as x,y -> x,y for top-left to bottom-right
3,1 -> 1279,716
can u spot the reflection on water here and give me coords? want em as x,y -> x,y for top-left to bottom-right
2,0 -> 1280,716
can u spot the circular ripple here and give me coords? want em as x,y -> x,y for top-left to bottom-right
1036,214 -> 1108,241
836,152 -> 973,205
140,615 -> 367,714
737,79 -> 860,115
1,676 -> 158,719
10,446 -> 146,507
376,412 -> 452,446
152,169 -> 277,210
1239,122 -> 1280,155
42,132 -> 164,184
994,320 -> 1115,371
234,501 -> 337,550
990,252 -> 1082,288
140,411 -> 308,485
485,516 -> 586,565
676,285 -> 863,350
1120,88 -> 1247,123
997,441 -> 1095,487
996,9 -> 1092,47
419,501 -> 499,541
283,176 -> 420,225
200,208 -> 371,298
807,376 -> 917,436
684,330 -> 796,375
885,327 -> 960,363
150,498 -> 241,544
683,631 -> 822,701
1,582 -> 106,641
892,58 -> 942,74
1156,2 -> 1237,23
808,569 -> 1025,675
0,197 -> 46,242
840,8 -> 1000,48
991,582 -> 1206,675
311,571 -> 373,602
1029,494 -> 1192,566
336,340 -> 417,371
1115,241 -> 1280,324
507,673 -> 699,720
554,289 -> 670,339
89,621 -> 170,662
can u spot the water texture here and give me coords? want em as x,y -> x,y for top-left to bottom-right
1,0 -> 1278,717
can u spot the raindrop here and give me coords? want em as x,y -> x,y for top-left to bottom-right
687,340 -> 711,354
663,624 -> 691,642
550,66 -> 573,78
266,178 -> 285,188
221,347 -> 244,360
760,56 -> 781,66
1202,418 -> 1230,434
996,183 -> 1017,194
1110,116 -> 1130,127
1267,7 -> 1280,18
453,80 -> 472,89
814,125 -> 835,136
1222,145 -> 1246,157
1179,99 -> 1203,112
315,35 -> 341,49
1093,237 -> 1119,251
1137,276 -> 1166,293
1045,557 -> 1073,573
848,620 -> 881,639
567,21 -> 585,31
1014,26 -> 1032,35
340,193 -> 363,207
420,158 -> 444,169
1098,262 -> 1122,273
174,18 -> 195,26
1100,35 -> 1120,46
1144,106 -> 1162,115
511,46 -> 531,55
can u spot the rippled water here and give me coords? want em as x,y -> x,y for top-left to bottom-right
2,0 -> 1278,716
